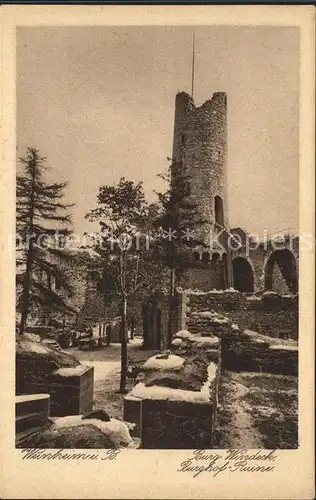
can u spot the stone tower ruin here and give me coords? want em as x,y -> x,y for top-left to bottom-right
171,91 -> 231,290
170,90 -> 299,295
172,91 -> 228,243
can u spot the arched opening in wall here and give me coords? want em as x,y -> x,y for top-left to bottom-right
214,196 -> 224,227
233,257 -> 254,293
202,252 -> 210,264
264,249 -> 298,294
211,253 -> 220,267
193,251 -> 200,262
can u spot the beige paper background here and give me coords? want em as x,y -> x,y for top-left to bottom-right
0,5 -> 315,499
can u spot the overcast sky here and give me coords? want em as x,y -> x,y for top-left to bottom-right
17,26 -> 299,237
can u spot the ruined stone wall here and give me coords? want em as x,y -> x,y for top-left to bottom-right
231,237 -> 299,292
172,91 -> 228,245
185,291 -> 298,340
179,264 -> 224,291
59,255 -> 90,312
23,250 -> 106,326
22,251 -> 90,325
47,251 -> 106,324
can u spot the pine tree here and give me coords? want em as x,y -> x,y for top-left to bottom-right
156,160 -> 207,287
16,147 -> 74,334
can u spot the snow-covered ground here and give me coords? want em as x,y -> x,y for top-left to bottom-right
214,370 -> 298,449
65,339 -> 155,419
82,360 -> 120,382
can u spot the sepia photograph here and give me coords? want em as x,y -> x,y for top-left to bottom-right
0,5 -> 314,499
14,23 -> 303,452
14,24 -> 303,452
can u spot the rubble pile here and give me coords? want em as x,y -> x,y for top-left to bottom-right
16,338 -> 80,395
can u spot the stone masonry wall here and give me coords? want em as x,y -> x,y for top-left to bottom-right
185,291 -> 298,340
231,237 -> 299,292
172,91 -> 228,244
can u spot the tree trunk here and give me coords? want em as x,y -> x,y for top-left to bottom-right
19,158 -> 36,335
130,317 -> 135,340
19,239 -> 34,335
119,296 -> 128,393
167,267 -> 176,348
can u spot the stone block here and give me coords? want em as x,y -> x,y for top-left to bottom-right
123,395 -> 142,437
47,365 -> 94,416
141,399 -> 215,449
16,393 -> 50,435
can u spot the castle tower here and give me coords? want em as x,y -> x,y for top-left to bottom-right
171,91 -> 231,289
172,91 -> 228,244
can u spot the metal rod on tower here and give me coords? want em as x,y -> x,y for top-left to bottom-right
191,33 -> 195,99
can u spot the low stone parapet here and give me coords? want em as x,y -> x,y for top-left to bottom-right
124,356 -> 220,448
221,329 -> 298,376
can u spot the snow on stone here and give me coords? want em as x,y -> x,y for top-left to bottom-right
53,416 -> 133,445
193,311 -> 229,323
171,338 -> 183,347
263,291 -> 277,296
269,344 -> 298,351
143,354 -> 185,371
20,341 -> 49,354
130,363 -> 217,403
244,329 -> 260,337
194,311 -> 214,319
246,296 -> 261,301
188,336 -> 219,346
24,332 -> 41,343
224,287 -> 239,293
54,365 -> 88,377
212,317 -> 229,324
175,330 -> 193,339
186,289 -> 206,295
16,394 -> 50,403
231,324 -> 240,331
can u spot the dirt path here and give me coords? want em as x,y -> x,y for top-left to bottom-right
65,340 -> 156,420
225,379 -> 263,448
215,371 -> 263,448
214,370 -> 298,449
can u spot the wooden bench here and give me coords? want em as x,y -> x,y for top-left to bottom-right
78,336 -> 108,350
